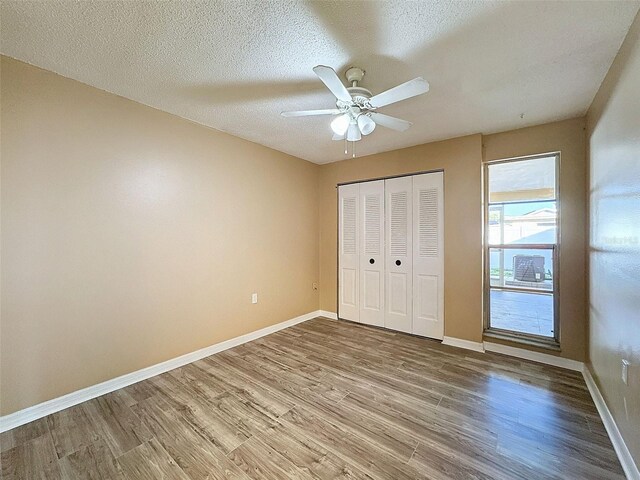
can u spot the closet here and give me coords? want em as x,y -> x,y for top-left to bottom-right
338,171 -> 444,340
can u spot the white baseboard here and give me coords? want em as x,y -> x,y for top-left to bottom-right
583,367 -> 640,480
483,341 -> 584,371
318,310 -> 338,320
442,336 -> 485,352
0,310 -> 321,433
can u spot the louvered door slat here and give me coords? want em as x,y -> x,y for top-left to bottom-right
419,188 -> 439,258
342,197 -> 357,255
390,192 -> 408,257
364,194 -> 381,256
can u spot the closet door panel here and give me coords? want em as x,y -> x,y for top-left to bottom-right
359,180 -> 385,326
384,176 -> 413,333
338,184 -> 359,322
412,172 -> 444,339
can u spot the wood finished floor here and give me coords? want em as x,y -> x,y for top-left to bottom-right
1,317 -> 625,480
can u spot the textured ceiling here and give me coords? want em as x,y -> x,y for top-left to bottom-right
1,1 -> 638,164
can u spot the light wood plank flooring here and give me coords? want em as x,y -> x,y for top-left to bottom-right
1,317 -> 625,479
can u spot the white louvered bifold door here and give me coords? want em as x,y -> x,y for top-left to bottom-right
412,172 -> 444,339
384,176 -> 413,333
338,184 -> 360,322
359,180 -> 385,327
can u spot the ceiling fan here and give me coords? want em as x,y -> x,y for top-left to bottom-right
281,65 -> 429,142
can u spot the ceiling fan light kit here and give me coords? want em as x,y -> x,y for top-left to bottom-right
281,65 -> 429,155
347,122 -> 361,142
357,114 -> 376,135
330,114 -> 350,136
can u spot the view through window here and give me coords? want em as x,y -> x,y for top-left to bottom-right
485,154 -> 558,341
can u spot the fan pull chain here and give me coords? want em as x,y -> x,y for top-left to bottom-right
342,140 -> 357,159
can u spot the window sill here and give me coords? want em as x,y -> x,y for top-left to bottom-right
483,329 -> 561,351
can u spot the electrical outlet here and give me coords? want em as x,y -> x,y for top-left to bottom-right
622,359 -> 630,385
312,282 -> 318,291
251,293 -> 258,304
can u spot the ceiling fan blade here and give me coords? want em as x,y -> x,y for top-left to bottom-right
369,112 -> 413,132
281,108 -> 341,117
332,133 -> 345,141
313,65 -> 352,102
369,77 -> 429,108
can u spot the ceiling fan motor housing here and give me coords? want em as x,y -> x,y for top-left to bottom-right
347,86 -> 372,99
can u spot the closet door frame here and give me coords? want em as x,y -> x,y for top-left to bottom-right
336,169 -> 444,328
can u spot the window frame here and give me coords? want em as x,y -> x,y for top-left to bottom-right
483,152 -> 561,349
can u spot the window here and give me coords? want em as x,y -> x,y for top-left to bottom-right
484,154 -> 559,345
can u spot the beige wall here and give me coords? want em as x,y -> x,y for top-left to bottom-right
319,134 -> 485,343
1,54 -> 596,418
0,57 -> 320,415
586,11 -> 640,467
483,118 -> 588,362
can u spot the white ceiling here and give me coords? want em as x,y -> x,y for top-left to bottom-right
2,1 -> 638,164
